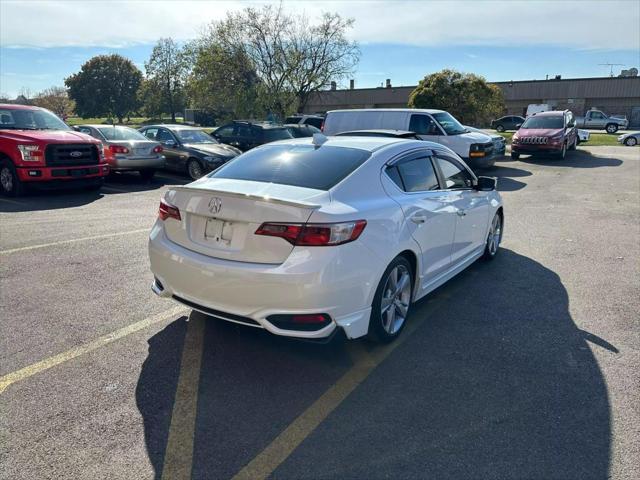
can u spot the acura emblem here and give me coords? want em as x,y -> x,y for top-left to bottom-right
208,197 -> 222,214
69,151 -> 83,157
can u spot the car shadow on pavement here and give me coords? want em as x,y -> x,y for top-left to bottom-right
520,149 -> 623,168
484,165 -> 532,192
136,249 -> 613,480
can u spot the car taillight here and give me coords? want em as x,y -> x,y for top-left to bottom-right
109,145 -> 130,154
153,145 -> 163,153
158,199 -> 181,221
255,220 -> 366,246
320,120 -> 325,132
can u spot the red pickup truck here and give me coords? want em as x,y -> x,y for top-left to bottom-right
0,104 -> 109,196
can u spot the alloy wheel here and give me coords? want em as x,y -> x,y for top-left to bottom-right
188,160 -> 203,180
380,265 -> 411,335
487,214 -> 502,255
625,137 -> 637,146
0,167 -> 13,192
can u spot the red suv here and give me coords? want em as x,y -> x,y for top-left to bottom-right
0,104 -> 108,196
511,110 -> 577,160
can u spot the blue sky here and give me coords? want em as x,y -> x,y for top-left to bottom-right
1,0 -> 639,97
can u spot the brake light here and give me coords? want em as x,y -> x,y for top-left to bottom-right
109,145 -> 130,154
255,220 -> 366,246
158,198 -> 181,221
320,120 -> 325,132
153,145 -> 163,153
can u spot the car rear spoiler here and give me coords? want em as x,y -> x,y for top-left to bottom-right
172,185 -> 322,209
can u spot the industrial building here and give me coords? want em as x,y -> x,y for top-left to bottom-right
303,75 -> 640,127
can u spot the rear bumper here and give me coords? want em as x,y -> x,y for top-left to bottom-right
109,155 -> 165,171
148,223 -> 376,340
16,163 -> 109,182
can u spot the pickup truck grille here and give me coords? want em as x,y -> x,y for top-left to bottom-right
45,144 -> 99,167
520,136 -> 548,145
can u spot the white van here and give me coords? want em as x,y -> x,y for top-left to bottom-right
323,109 -> 497,168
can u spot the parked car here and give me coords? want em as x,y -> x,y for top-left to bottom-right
511,110 -> 578,160
0,104 -> 108,196
284,114 -> 325,129
577,129 -> 590,145
464,126 -> 506,157
139,124 -> 240,180
76,124 -> 164,181
617,132 -> 640,146
285,124 -> 321,138
211,121 -> 293,152
575,109 -> 628,133
490,116 -> 525,132
149,135 -> 503,343
322,109 -> 498,169
335,129 -> 420,139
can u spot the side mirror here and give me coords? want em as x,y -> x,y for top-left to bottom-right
515,124 -> 522,130
475,176 -> 497,191
164,139 -> 176,147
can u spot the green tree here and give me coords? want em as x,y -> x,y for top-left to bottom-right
144,38 -> 188,122
65,54 -> 142,123
408,70 -> 505,125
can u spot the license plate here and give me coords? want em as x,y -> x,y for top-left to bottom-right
205,218 -> 233,246
134,148 -> 148,156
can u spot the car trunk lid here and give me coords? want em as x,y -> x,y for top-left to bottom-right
162,178 -> 329,264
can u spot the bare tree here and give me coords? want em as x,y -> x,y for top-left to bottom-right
33,86 -> 75,117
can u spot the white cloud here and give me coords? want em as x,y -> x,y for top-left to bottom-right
1,0 -> 639,49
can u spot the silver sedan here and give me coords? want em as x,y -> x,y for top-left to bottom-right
617,132 -> 640,147
77,125 -> 165,180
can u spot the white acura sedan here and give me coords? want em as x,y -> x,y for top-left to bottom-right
149,135 -> 503,343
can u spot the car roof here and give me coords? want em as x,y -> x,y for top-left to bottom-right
327,108 -> 446,115
142,124 -> 201,130
230,121 -> 288,129
532,111 -> 565,117
0,103 -> 41,111
336,129 -> 417,137
266,135 -> 425,152
79,124 -> 136,129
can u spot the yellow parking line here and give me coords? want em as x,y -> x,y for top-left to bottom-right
160,314 -> 206,480
0,228 -> 149,255
232,313 -> 427,480
0,306 -> 187,394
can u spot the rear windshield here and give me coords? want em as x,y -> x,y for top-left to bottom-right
98,126 -> 147,141
263,128 -> 293,142
521,116 -> 564,129
210,144 -> 371,190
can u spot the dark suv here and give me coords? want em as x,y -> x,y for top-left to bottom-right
211,121 -> 293,152
511,110 -> 577,160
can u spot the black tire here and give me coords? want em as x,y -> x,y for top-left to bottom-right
187,159 -> 204,180
483,212 -> 503,260
367,256 -> 414,343
139,169 -> 156,181
0,160 -> 25,197
510,151 -> 520,160
496,124 -> 505,132
624,136 -> 638,147
558,142 -> 567,159
605,123 -> 618,134
569,136 -> 577,150
576,137 -> 581,146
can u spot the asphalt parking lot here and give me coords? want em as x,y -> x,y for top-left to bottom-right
1,146 -> 639,480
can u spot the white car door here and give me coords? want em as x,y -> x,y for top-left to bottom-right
382,150 -> 457,281
433,153 -> 490,265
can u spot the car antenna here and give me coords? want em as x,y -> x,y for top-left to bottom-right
312,133 -> 328,148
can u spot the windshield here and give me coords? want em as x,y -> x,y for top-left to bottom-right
98,126 -> 148,141
521,116 -> 564,129
264,128 -> 294,142
0,107 -> 70,131
432,112 -> 467,135
211,144 -> 370,190
175,129 -> 218,144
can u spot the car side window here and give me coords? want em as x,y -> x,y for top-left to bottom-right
435,156 -> 474,189
156,128 -> 175,143
409,114 -> 439,135
143,128 -> 159,140
386,156 -> 440,192
215,125 -> 234,137
236,125 -> 253,137
78,127 -> 93,136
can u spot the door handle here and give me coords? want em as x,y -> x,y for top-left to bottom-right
456,209 -> 467,217
411,214 -> 427,224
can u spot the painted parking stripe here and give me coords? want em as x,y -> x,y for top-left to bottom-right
0,306 -> 187,394
160,314 -> 206,480
0,228 -> 149,255
231,307 -> 432,480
